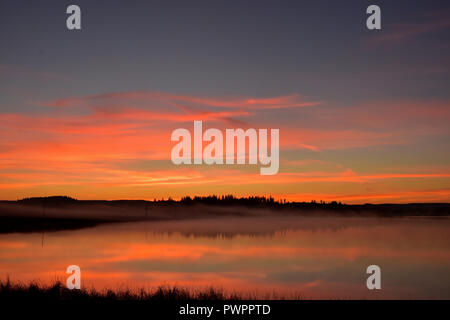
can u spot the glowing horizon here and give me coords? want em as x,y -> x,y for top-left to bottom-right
1,91 -> 449,204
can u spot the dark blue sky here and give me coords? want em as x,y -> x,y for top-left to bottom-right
1,0 -> 449,111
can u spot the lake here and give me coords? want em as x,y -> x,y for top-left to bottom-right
1,216 -> 449,299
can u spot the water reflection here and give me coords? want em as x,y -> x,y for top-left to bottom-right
1,216 -> 449,299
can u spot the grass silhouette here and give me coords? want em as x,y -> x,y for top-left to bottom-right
0,279 -> 306,301
0,279 -> 245,301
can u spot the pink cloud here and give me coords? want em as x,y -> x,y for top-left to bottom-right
368,12 -> 450,46
45,91 -> 319,110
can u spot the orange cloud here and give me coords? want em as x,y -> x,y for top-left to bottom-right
45,92 -> 319,110
1,91 -> 449,202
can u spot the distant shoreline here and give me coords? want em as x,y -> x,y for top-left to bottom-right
0,196 -> 449,234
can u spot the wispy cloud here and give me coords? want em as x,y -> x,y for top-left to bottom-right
1,89 -> 449,202
368,11 -> 450,46
45,92 -> 320,110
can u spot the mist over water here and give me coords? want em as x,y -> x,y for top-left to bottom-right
1,216 -> 449,299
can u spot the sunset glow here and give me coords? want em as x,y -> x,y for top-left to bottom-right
0,1 -> 449,204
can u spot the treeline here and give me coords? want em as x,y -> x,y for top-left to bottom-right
10,195 -> 450,216
19,196 -> 78,205
179,195 -> 343,208
16,195 -> 343,208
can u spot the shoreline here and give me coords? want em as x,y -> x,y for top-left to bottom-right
1,197 -> 449,234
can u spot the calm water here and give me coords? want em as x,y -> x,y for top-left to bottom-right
1,216 -> 449,299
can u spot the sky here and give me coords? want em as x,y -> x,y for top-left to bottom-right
0,0 -> 449,203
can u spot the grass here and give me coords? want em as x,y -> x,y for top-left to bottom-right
0,279 -> 245,301
0,279 -> 306,301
